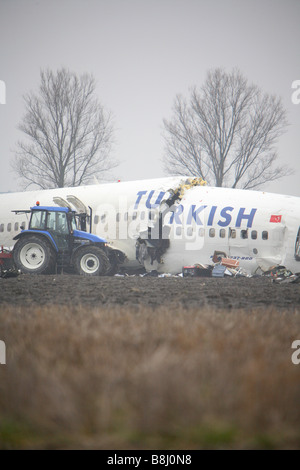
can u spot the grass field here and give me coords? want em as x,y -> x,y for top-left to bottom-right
0,303 -> 299,449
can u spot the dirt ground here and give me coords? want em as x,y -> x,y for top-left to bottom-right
1,273 -> 300,450
1,273 -> 300,310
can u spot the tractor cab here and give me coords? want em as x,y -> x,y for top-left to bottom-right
29,205 -> 76,251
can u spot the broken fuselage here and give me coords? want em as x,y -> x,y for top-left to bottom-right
0,176 -> 299,275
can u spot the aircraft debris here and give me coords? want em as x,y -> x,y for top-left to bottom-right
212,265 -> 227,278
0,268 -> 19,279
263,265 -> 300,284
182,264 -> 212,277
0,247 -> 19,278
181,249 -> 251,279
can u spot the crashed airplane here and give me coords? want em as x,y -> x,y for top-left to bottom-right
0,176 -> 300,275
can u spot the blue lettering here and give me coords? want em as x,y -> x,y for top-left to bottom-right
236,208 -> 257,228
187,205 -> 207,225
133,198 -> 257,230
134,191 -> 147,209
146,190 -> 165,209
218,206 -> 234,227
207,206 -> 217,226
169,204 -> 184,224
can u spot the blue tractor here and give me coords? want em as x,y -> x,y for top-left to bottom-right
12,204 -> 123,275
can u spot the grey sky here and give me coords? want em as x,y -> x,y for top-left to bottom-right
0,0 -> 299,195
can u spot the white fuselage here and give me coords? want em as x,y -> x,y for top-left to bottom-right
1,176 -> 300,274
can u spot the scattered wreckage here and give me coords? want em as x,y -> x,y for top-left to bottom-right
2,241 -> 300,283
182,250 -> 244,278
0,247 -> 19,278
181,251 -> 300,283
120,249 -> 300,284
262,265 -> 300,284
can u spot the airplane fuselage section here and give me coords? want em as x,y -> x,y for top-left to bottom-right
0,177 -> 299,275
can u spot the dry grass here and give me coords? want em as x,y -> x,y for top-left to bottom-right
0,304 -> 300,449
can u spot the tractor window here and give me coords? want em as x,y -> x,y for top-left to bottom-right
59,213 -> 68,233
47,211 -> 69,234
30,211 -> 47,230
69,214 -> 77,232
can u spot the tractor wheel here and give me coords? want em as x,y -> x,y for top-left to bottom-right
13,236 -> 56,274
73,245 -> 110,276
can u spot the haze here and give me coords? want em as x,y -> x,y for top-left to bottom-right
0,0 -> 299,195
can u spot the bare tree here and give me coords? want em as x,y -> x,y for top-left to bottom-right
13,68 -> 117,189
163,68 -> 291,189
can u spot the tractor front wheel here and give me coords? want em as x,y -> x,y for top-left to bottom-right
73,245 -> 110,276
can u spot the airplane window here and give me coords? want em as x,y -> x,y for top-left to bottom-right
14,222 -> 19,231
209,228 -> 215,238
187,227 -> 193,236
149,211 -> 155,221
116,213 -> 120,222
219,229 -> 226,238
229,228 -> 236,239
140,211 -> 145,220
198,228 -> 205,237
101,214 -> 106,223
176,226 -> 182,236
7,223 -> 11,232
124,212 -> 128,221
132,212 -> 137,220
241,230 -> 248,239
262,231 -> 268,240
21,222 -> 26,230
251,230 -> 257,240
0,224 -> 3,232
94,215 -> 99,224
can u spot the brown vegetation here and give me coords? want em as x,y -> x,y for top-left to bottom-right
0,274 -> 300,449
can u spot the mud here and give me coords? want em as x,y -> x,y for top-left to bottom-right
1,273 -> 300,310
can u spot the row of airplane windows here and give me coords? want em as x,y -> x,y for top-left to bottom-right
0,222 -> 26,233
94,212 -> 151,223
173,227 -> 269,240
100,223 -> 269,240
0,221 -> 269,241
94,214 -> 269,241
